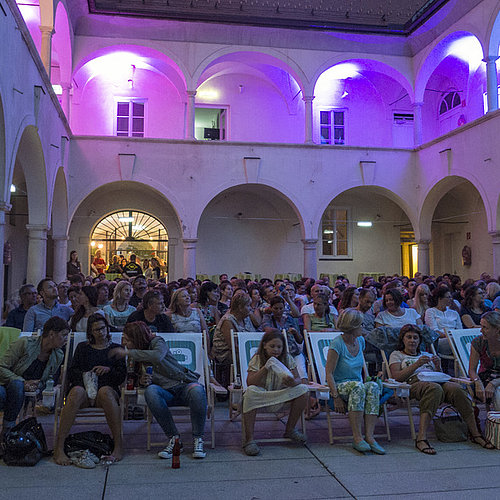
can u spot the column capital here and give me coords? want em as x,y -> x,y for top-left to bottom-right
52,235 -> 69,241
489,231 -> 500,243
182,238 -> 198,246
186,90 -> 197,98
417,239 -> 431,246
413,101 -> 424,108
302,95 -> 315,103
39,25 -> 55,36
0,201 -> 12,213
302,238 -> 318,250
26,224 -> 48,240
483,56 -> 500,64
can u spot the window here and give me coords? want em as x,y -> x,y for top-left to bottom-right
438,91 -> 461,116
116,100 -> 146,137
321,207 -> 350,257
393,113 -> 414,124
320,110 -> 345,145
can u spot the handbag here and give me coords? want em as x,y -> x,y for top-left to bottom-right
433,405 -> 468,442
64,431 -> 114,458
2,417 -> 51,466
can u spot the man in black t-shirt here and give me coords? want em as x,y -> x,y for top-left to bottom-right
129,275 -> 147,308
126,290 -> 174,333
122,254 -> 142,278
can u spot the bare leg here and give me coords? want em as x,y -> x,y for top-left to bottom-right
348,411 -> 364,443
243,409 -> 257,443
417,412 -> 431,441
54,386 -> 87,465
284,393 -> 308,434
364,414 -> 379,444
96,386 -> 123,461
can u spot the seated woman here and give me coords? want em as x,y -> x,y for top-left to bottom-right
103,280 -> 136,331
212,293 -> 256,388
469,311 -> 500,411
0,317 -> 68,438
389,324 -> 493,454
54,314 -> 127,465
70,286 -> 104,333
424,287 -> 461,357
375,289 -> 422,329
218,281 -> 234,316
460,285 -> 491,328
198,281 -> 222,344
303,293 -> 337,332
338,286 -> 360,314
242,329 -> 308,456
325,309 -> 385,455
167,288 -> 207,333
113,321 -> 207,459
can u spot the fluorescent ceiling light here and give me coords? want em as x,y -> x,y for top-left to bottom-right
357,221 -> 372,227
10,184 -> 16,193
119,217 -> 134,222
132,225 -> 145,231
323,229 -> 334,234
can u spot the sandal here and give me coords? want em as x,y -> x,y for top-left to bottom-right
305,398 -> 321,420
415,439 -> 436,455
470,434 -> 495,449
68,450 -> 97,469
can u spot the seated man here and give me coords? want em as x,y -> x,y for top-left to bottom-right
301,284 -> 339,320
5,284 -> 37,330
0,317 -> 69,438
126,290 -> 174,333
129,275 -> 148,308
23,279 -> 74,332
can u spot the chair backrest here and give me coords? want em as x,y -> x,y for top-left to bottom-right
304,331 -> 342,385
231,330 -> 265,390
154,332 -> 206,387
445,328 -> 481,377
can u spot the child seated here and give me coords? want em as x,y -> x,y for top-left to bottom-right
242,329 -> 308,456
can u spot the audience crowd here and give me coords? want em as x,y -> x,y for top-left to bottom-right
1,251 -> 500,462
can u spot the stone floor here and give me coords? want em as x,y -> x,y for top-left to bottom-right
0,404 -> 498,500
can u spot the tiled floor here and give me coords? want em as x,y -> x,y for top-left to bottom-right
0,406 -> 498,500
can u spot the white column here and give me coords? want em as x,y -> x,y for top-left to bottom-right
417,239 -> 431,276
489,231 -> 500,278
413,101 -> 424,146
53,236 -> 68,284
303,95 -> 315,144
302,239 -> 318,279
61,83 -> 72,120
26,224 -> 48,285
484,56 -> 499,113
182,238 -> 197,278
0,202 -> 12,309
186,90 -> 197,140
39,26 -> 54,78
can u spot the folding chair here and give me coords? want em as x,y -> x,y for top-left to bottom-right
146,331 -> 225,450
304,330 -> 391,444
54,332 -> 125,443
230,330 -> 307,445
445,328 -> 481,379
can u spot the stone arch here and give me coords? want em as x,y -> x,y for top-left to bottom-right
486,1 -> 500,56
414,31 -> 485,104
314,184 -> 419,240
52,2 -> 73,86
68,181 -> 183,278
418,174 -> 492,241
72,44 -> 188,99
315,185 -> 417,280
419,175 -> 491,277
310,56 -> 414,101
195,181 -> 307,240
9,125 -> 48,226
193,48 -> 307,95
196,183 -> 306,277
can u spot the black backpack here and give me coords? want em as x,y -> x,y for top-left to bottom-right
64,431 -> 114,458
2,417 -> 51,466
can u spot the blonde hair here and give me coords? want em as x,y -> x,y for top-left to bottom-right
168,287 -> 189,314
113,280 -> 132,304
336,308 -> 363,332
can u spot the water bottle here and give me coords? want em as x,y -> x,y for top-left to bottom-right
42,376 -> 55,408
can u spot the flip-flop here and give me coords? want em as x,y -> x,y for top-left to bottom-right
415,439 -> 436,455
101,455 -> 117,464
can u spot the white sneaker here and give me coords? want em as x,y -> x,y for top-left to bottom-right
192,437 -> 206,459
158,435 -> 182,459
